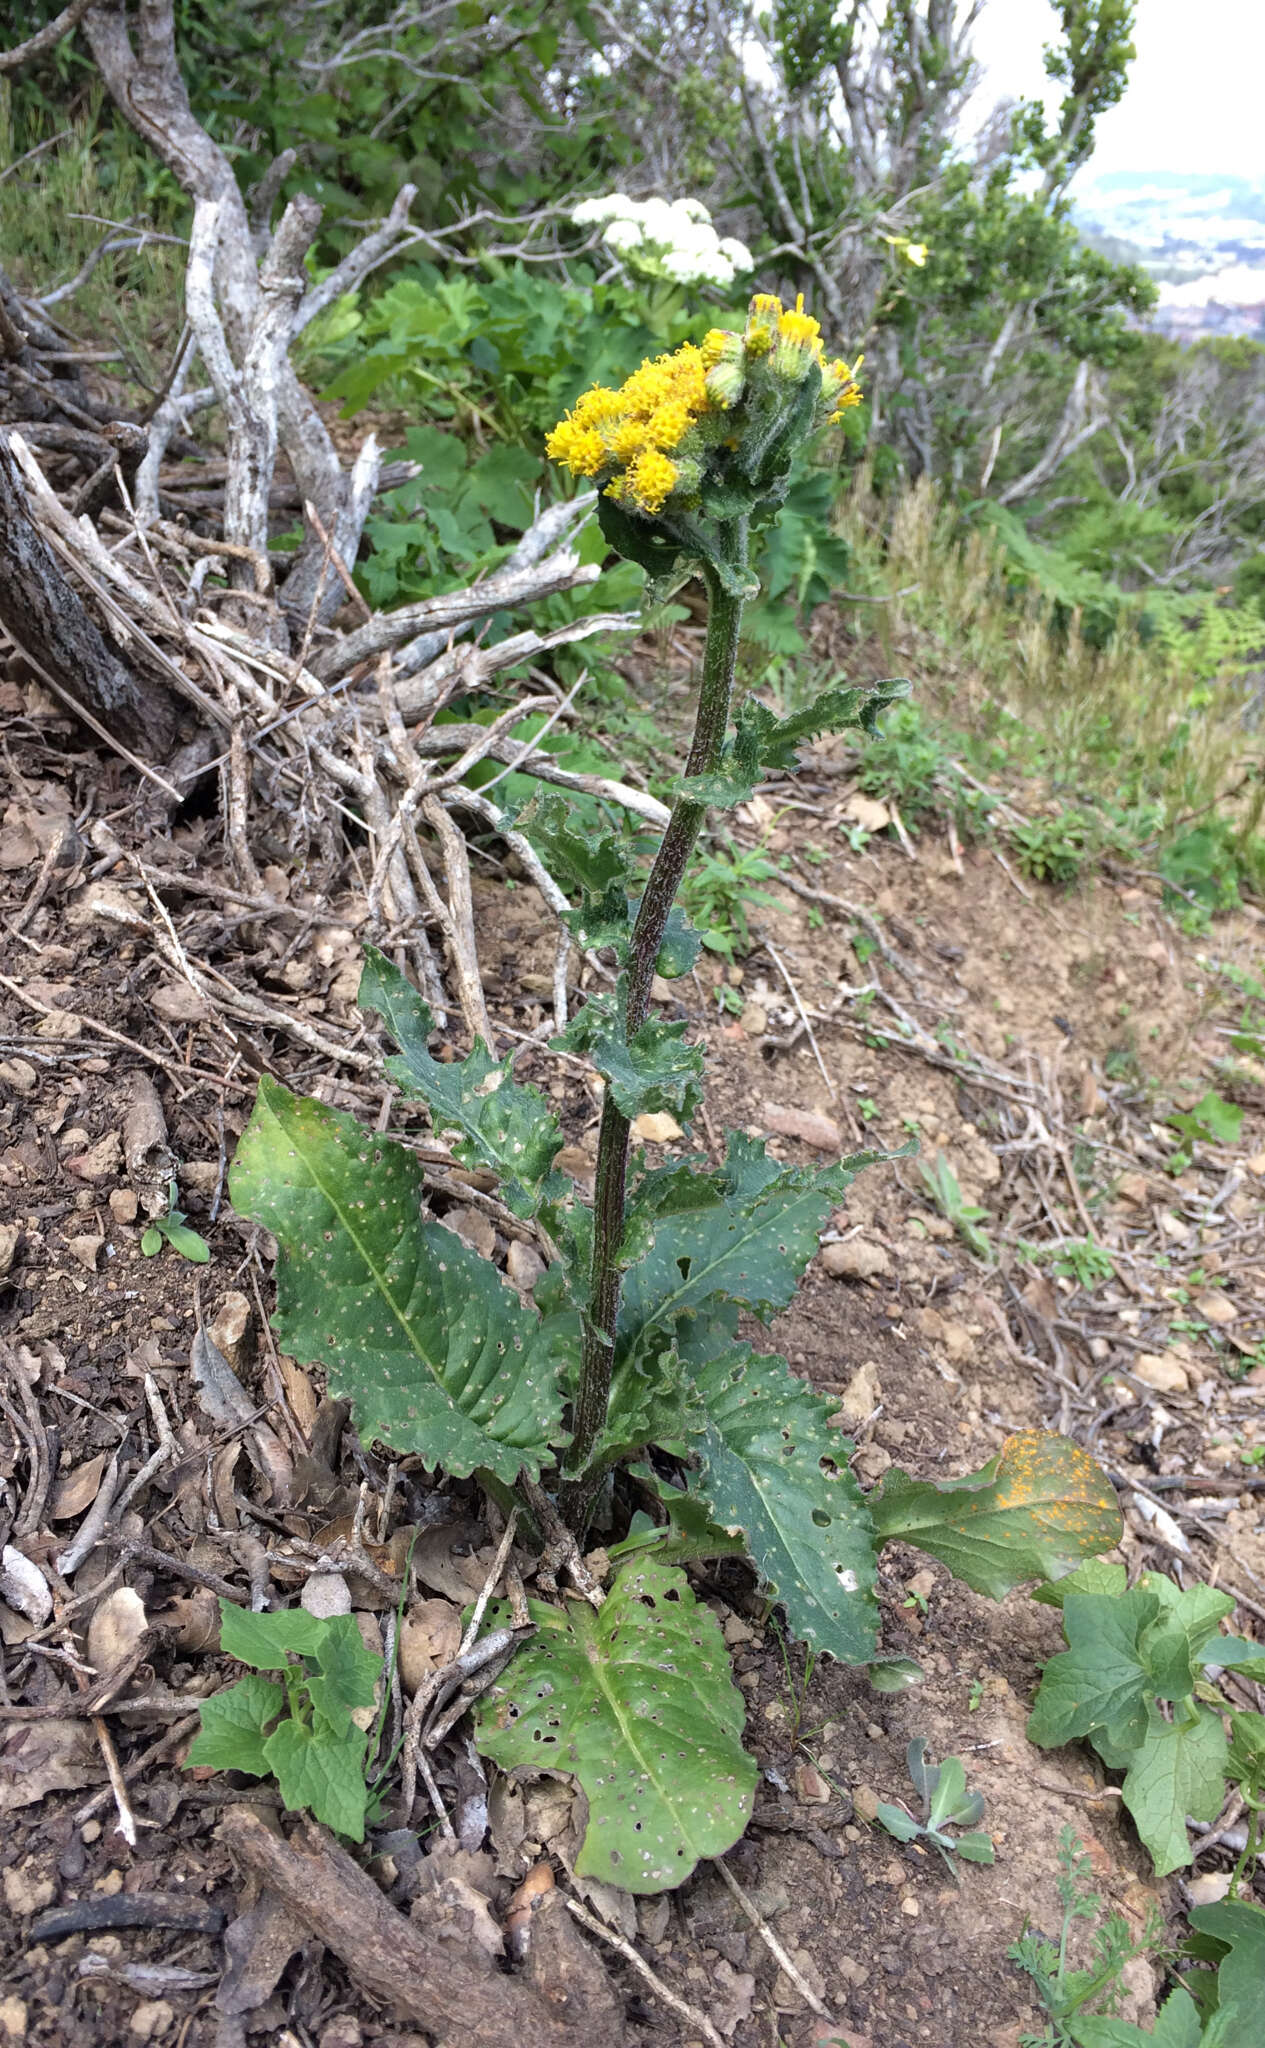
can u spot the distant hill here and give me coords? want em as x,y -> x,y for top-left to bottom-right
1072,171 -> 1265,339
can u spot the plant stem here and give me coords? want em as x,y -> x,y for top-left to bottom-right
562,531 -> 747,1528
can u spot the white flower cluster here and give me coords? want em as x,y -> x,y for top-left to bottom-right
571,193 -> 752,288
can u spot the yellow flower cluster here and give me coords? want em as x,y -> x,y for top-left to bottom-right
545,343 -> 712,514
545,293 -> 866,517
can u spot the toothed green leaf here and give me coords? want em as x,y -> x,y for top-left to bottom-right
686,1344 -> 879,1662
358,948 -> 565,1217
185,1674 -> 284,1777
230,1077 -> 570,1481
262,1715 -> 371,1841
556,982 -> 703,1121
473,1559 -> 756,1894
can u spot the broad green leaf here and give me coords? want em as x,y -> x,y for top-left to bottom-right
688,1345 -> 879,1662
230,1078 -> 569,1481
871,1431 -> 1123,1599
1168,1091 -> 1244,1147
556,983 -> 703,1121
1226,1709 -> 1265,1784
620,1135 -> 890,1356
473,1559 -> 756,1893
1121,1702 -> 1229,1875
1032,1558 -> 1128,1607
313,1612 -> 382,1711
586,1346 -> 706,1473
875,1802 -> 919,1841
608,1476 -> 749,1568
186,1675 -> 284,1776
1188,1900 -> 1265,2043
1074,1986 -> 1203,2048
954,1831 -> 995,1865
219,1601 -> 328,1671
1027,1588 -> 1161,1751
1138,1581 -> 1236,1697
163,1218 -> 211,1264
358,949 -> 564,1217
262,1717 -> 370,1842
1203,1636 -> 1265,1681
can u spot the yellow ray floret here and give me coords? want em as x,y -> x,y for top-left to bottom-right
624,448 -> 678,514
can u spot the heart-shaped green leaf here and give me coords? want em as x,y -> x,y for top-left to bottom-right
473,1558 -> 756,1893
871,1430 -> 1122,1598
230,1077 -> 570,1481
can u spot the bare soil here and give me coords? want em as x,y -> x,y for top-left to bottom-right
1,666 -> 1263,2048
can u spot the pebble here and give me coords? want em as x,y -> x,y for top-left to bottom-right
820,1238 -> 892,1281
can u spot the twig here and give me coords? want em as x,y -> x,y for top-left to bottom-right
562,1895 -> 726,2048
710,1855 -> 834,2022
761,933 -> 835,1098
91,1714 -> 139,1847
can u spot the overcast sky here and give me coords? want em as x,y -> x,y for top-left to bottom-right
969,0 -> 1265,182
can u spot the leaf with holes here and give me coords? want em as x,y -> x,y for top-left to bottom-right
684,1344 -> 879,1662
230,1077 -> 570,1481
358,949 -> 565,1217
472,1558 -> 756,1893
619,1135 -> 892,1363
870,1431 -> 1123,1598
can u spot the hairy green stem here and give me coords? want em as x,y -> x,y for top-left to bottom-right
562,530 -> 747,1530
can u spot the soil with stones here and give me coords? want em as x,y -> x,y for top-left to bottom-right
1,657 -> 1263,2048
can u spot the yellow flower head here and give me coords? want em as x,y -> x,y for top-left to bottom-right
546,295 -> 864,520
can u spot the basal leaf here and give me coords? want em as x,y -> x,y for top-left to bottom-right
870,1431 -> 1123,1598
1031,1558 -> 1128,1607
312,1613 -> 382,1713
1121,1701 -> 1229,1875
1074,1987 -> 1203,2048
688,1345 -> 879,1663
186,1674 -> 284,1777
619,1135 -> 889,1358
359,949 -> 564,1217
230,1078 -> 569,1482
473,1559 -> 756,1893
556,983 -> 703,1121
262,1716 -> 371,1842
1026,1587 -> 1160,1751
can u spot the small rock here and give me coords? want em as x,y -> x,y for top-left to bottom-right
63,1131 -> 122,1181
833,1361 -> 881,1429
317,2020 -> 362,2048
842,794 -> 891,833
301,1573 -> 351,1619
67,1234 -> 103,1273
3,1865 -> 55,1917
722,1612 -> 755,1647
1133,1351 -> 1190,1395
127,2002 -> 174,2041
505,1240 -> 545,1292
900,1894 -> 919,1918
852,1784 -> 881,1824
820,1238 -> 891,1281
637,1893 -> 671,1944
1193,1292 -> 1237,1326
1115,1170 -> 1151,1207
441,1206 -> 496,1259
37,1009 -> 83,1040
0,1059 -> 38,1097
852,1445 -> 891,1483
0,1223 -> 20,1278
108,1188 -> 139,1226
763,1102 -> 841,1151
150,982 -> 211,1023
1185,1871 -> 1232,1906
0,1996 -> 27,2041
1245,1151 -> 1265,1177
631,1112 -> 684,1143
740,1002 -> 768,1037
792,1763 -> 831,1805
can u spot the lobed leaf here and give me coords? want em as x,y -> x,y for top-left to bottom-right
687,1344 -> 879,1663
473,1559 -> 756,1893
871,1430 -> 1123,1599
1187,1900 -> 1265,2044
186,1674 -> 284,1778
1120,1702 -> 1229,1875
359,949 -> 564,1217
230,1077 -> 570,1481
620,1134 -> 889,1360
1026,1588 -> 1161,1752
262,1717 -> 371,1842
679,675 -> 910,809
556,982 -> 703,1121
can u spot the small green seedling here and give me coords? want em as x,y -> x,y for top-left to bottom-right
187,1601 -> 382,1841
1009,1824 -> 1167,2047
1167,1090 -> 1244,1151
919,1151 -> 991,1260
1021,1239 -> 1115,1290
874,1736 -> 994,1875
140,1200 -> 210,1264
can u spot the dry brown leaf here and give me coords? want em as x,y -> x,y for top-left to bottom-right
50,1452 -> 107,1521
762,1102 -> 841,1151
630,1112 -> 684,1143
398,1597 -> 463,1695
150,982 -> 212,1024
87,1586 -> 148,1680
1194,1292 -> 1237,1326
0,1719 -> 100,1812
